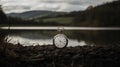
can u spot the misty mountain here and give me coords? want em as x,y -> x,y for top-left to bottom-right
7,10 -> 66,19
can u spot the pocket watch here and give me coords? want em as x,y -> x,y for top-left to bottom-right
53,27 -> 68,48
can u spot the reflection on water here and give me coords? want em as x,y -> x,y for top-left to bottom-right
7,31 -> 87,47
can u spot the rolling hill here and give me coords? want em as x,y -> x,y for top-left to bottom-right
7,10 -> 66,19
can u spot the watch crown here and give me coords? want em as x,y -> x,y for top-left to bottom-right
57,27 -> 64,33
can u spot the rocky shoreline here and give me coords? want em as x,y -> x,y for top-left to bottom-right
0,42 -> 120,67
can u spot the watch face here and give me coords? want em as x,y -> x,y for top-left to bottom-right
53,34 -> 68,48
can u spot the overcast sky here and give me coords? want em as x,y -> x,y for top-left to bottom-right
0,0 -> 114,13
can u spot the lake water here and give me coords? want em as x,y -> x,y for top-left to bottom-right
7,31 -> 87,47
2,26 -> 120,47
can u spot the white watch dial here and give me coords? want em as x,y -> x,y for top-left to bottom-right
53,34 -> 68,48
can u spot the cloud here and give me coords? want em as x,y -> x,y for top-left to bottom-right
0,0 -> 114,13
